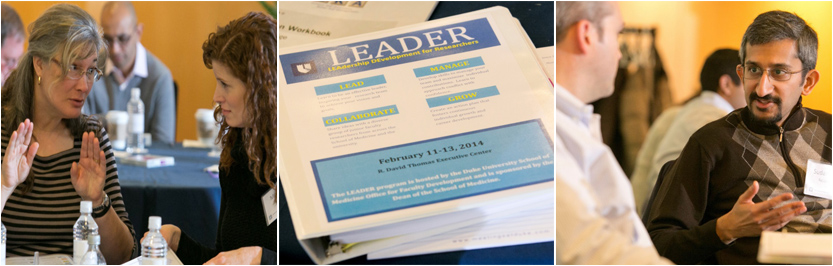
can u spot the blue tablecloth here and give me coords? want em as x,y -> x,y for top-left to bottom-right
116,143 -> 221,255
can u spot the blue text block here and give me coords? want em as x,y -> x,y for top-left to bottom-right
426,86 -> 500,108
314,75 -> 387,96
413,57 -> 485,77
322,105 -> 399,127
312,119 -> 554,221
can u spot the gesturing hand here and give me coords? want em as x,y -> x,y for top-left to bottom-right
716,181 -> 807,243
70,132 -> 107,204
1,119 -> 39,191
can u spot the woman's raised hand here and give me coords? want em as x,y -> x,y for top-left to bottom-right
70,131 -> 107,203
1,119 -> 39,191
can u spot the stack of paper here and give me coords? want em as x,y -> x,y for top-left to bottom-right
758,231 -> 832,264
367,46 -> 554,260
279,6 -> 553,264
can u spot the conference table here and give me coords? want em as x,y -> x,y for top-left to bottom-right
115,143 -> 222,255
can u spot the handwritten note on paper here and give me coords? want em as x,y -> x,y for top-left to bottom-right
805,160 -> 832,200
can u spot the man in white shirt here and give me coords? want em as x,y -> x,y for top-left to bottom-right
555,2 -> 672,264
632,49 -> 746,215
84,1 -> 176,145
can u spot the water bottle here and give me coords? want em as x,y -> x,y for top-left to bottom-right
127,88 -> 145,154
80,234 -> 106,265
141,216 -> 167,265
73,201 -> 98,265
1,222 -> 6,266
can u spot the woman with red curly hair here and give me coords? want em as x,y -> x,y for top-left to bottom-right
141,12 -> 276,265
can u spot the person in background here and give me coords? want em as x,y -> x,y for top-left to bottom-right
83,1 -> 176,145
0,4 -> 135,263
2,3 -> 25,86
555,1 -> 672,264
645,11 -> 829,264
629,105 -> 680,215
142,12 -> 277,265
632,48 -> 746,215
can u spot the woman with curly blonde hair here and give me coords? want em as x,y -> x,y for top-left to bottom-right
141,12 -> 276,265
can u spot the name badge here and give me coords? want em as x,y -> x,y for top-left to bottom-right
262,189 -> 278,226
805,159 -> 832,200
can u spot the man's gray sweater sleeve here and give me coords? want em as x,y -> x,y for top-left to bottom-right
148,69 -> 176,145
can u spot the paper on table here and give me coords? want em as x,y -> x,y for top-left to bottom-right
279,1 -> 437,48
368,192 -> 553,260
121,248 -> 183,265
366,44 -> 555,262
332,191 -> 553,244
183,139 -> 212,148
758,231 -> 832,264
536,46 -> 554,83
5,254 -> 72,265
204,164 -> 220,178
279,6 -> 554,264
805,159 -> 832,200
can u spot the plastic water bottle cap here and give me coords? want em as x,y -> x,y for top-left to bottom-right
87,234 -> 100,245
80,201 -> 93,213
131,88 -> 141,98
148,216 -> 162,229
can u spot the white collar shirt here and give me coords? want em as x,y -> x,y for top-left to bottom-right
105,42 -> 149,92
555,83 -> 671,264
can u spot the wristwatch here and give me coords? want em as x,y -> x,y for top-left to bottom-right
92,192 -> 111,218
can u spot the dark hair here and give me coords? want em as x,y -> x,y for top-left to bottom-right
739,10 -> 817,75
1,3 -> 24,45
556,2 -> 613,43
202,12 -> 276,190
700,49 -> 741,93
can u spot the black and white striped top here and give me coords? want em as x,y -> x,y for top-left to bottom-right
1,117 -> 136,257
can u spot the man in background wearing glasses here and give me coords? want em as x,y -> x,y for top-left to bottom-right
645,10 -> 831,264
631,48 -> 747,216
84,1 -> 176,145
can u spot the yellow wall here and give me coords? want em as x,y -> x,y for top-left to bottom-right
5,1 -> 270,142
619,1 -> 831,113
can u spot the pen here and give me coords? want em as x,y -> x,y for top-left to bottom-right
33,251 -> 38,265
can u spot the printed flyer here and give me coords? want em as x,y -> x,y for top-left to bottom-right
279,6 -> 553,264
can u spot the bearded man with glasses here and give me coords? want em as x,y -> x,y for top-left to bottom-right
83,1 -> 176,145
644,10 -> 831,265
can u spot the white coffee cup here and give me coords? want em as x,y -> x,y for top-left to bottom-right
195,109 -> 219,147
105,111 -> 129,150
